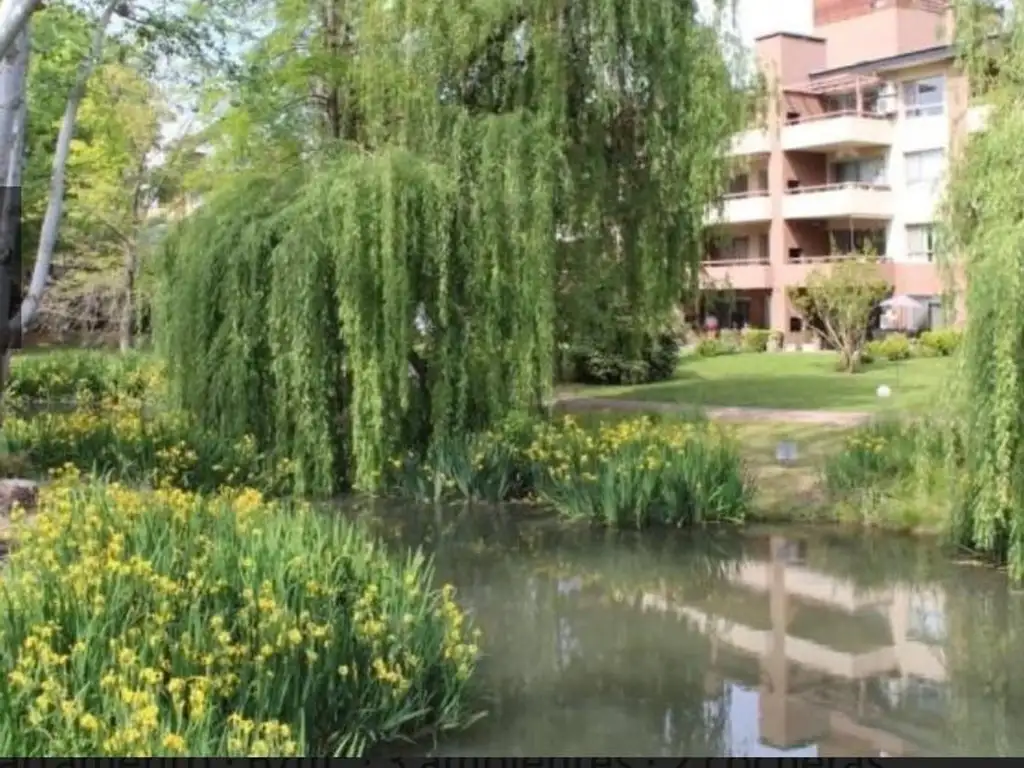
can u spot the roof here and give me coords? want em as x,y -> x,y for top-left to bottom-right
754,31 -> 826,44
809,43 -> 957,80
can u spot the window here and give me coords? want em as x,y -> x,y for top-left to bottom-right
903,75 -> 945,117
907,224 -> 936,261
727,236 -> 750,261
830,229 -> 885,255
832,157 -> 886,185
823,91 -> 856,113
758,233 -> 769,261
905,149 -> 944,189
728,174 -> 748,195
757,169 -> 769,191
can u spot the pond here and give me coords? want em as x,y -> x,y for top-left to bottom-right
349,502 -> 1024,758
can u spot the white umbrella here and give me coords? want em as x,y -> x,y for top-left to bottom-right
879,294 -> 925,312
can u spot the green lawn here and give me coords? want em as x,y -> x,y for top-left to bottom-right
559,352 -> 952,413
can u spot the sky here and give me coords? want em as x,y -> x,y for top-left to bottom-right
700,0 -> 814,45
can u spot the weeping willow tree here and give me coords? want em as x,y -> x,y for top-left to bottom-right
942,0 -> 1024,578
155,0 -> 751,495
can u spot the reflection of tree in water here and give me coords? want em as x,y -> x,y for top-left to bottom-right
941,579 -> 1024,756
348,500 -> 742,754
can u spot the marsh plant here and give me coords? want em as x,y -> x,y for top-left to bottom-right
1,399 -> 295,495
3,350 -> 163,404
0,471 -> 480,756
388,415 -> 752,528
823,418 -> 960,531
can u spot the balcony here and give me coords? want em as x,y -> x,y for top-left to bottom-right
781,111 -> 894,152
706,192 -> 772,225
729,128 -> 771,156
701,258 -> 772,290
782,183 -> 893,221
777,254 -> 884,285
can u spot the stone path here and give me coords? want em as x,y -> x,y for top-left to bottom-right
553,396 -> 873,427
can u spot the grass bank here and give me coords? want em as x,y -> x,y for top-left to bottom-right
558,352 -> 951,413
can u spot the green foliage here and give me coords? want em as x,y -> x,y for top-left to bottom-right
4,350 -> 162,402
0,478 -> 479,756
942,0 -> 1024,578
823,418 -> 959,530
387,415 -> 752,528
824,420 -> 941,496
566,330 -> 679,385
694,337 -> 731,358
919,328 -> 962,356
740,328 -> 770,353
788,256 -> 890,373
866,333 -> 911,362
0,402 -> 295,495
157,0 -> 749,496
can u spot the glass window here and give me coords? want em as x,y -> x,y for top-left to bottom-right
832,157 -> 886,185
907,224 -> 936,261
903,75 -> 946,117
905,149 -> 944,187
728,174 -> 748,195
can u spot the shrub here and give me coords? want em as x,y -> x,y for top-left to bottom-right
912,340 -> 940,358
919,328 -> 962,356
695,337 -> 728,357
5,350 -> 164,403
823,419 -> 948,498
0,400 -> 295,495
866,333 -> 911,362
567,331 -> 680,385
717,329 -> 742,352
530,416 -> 751,527
388,415 -> 752,528
0,474 -> 480,756
741,328 -> 771,353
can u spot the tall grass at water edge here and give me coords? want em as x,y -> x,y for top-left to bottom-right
4,350 -> 164,404
823,417 -> 961,530
0,401 -> 295,494
387,414 -> 752,528
0,471 -> 481,756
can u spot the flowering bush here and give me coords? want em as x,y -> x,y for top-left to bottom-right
0,471 -> 480,756
1,399 -> 294,495
823,419 -> 947,498
388,415 -> 751,527
4,350 -> 164,404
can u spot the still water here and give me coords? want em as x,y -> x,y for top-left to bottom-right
350,502 -> 1024,758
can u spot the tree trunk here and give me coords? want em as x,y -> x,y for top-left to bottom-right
118,242 -> 137,352
0,0 -> 41,61
0,24 -> 26,423
9,0 -> 120,338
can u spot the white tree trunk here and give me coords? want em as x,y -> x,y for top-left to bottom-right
0,0 -> 41,61
0,24 -> 26,413
11,0 -> 120,337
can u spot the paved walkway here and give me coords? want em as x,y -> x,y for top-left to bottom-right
553,396 -> 873,427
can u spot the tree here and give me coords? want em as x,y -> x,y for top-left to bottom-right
788,254 -> 890,373
941,0 -> 1024,580
155,0 -> 751,495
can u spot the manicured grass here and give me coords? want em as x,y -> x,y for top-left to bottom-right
558,352 -> 953,413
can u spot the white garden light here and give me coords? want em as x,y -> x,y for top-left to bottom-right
877,384 -> 891,398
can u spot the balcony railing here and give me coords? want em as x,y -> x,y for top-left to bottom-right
786,182 -> 891,196
723,190 -> 769,200
703,257 -> 769,266
784,109 -> 889,126
787,253 -> 889,265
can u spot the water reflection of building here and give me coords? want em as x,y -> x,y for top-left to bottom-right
638,535 -> 948,757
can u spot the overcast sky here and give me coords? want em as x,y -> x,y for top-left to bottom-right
700,0 -> 814,44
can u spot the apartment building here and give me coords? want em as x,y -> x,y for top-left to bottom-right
702,0 -> 989,338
